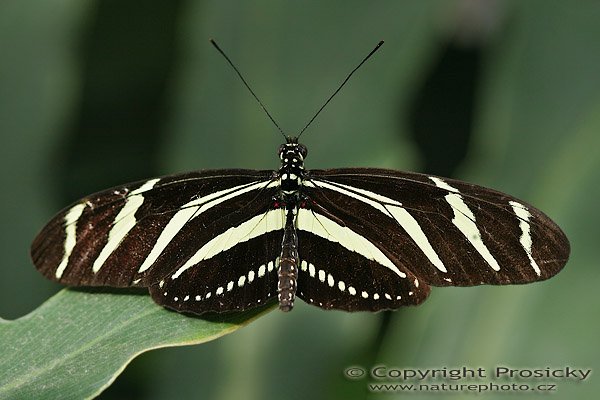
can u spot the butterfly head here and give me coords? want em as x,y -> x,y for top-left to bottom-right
278,137 -> 308,161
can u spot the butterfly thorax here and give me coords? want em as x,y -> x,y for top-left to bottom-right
278,140 -> 307,194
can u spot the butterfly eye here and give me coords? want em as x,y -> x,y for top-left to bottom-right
298,144 -> 308,159
277,144 -> 286,158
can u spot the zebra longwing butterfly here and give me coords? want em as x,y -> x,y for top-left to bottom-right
31,41 -> 570,314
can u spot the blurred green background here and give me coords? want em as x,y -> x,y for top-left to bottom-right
1,1 -> 599,399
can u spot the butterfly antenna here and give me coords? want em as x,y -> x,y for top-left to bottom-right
297,40 -> 384,139
210,39 -> 287,140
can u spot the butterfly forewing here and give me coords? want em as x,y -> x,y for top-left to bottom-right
304,168 -> 570,288
31,169 -> 277,288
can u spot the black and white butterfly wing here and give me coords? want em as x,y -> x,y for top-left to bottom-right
148,212 -> 284,314
31,170 -> 281,305
296,226 -> 430,312
301,168 -> 569,298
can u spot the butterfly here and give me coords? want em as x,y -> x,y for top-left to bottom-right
31,41 -> 570,314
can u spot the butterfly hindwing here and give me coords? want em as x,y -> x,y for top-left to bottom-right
296,228 -> 430,312
150,228 -> 283,314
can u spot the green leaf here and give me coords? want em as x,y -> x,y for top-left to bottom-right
0,289 -> 273,400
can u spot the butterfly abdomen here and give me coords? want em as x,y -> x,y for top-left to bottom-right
277,203 -> 300,311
